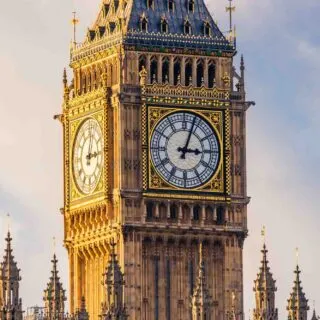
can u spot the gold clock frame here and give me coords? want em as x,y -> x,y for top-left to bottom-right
143,105 -> 228,195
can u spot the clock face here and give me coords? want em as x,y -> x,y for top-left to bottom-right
150,111 -> 220,189
73,118 -> 103,194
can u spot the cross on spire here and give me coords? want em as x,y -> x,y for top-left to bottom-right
71,11 -> 79,46
225,0 -> 236,35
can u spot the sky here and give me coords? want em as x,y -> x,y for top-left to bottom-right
0,0 -> 319,318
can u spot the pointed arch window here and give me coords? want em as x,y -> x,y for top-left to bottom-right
197,59 -> 204,87
161,18 -> 169,33
204,22 -> 211,37
185,60 -> 192,86
188,0 -> 195,12
140,16 -> 148,32
174,58 -> 181,85
193,205 -> 200,221
168,0 -> 175,11
162,57 -> 170,83
150,57 -> 158,83
184,20 -> 192,35
147,0 -> 154,9
208,61 -> 216,88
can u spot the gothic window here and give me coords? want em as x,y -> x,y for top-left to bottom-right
188,0 -> 195,12
146,202 -> 154,219
139,55 -> 147,73
150,57 -> 158,83
193,205 -> 200,221
185,60 -> 192,86
170,204 -> 178,220
162,57 -> 170,83
161,19 -> 169,33
168,0 -> 175,11
217,206 -> 225,225
147,0 -> 154,9
196,59 -> 204,87
204,22 -> 211,36
208,62 -> 216,88
140,16 -> 148,32
174,59 -> 181,85
81,73 -> 86,94
184,20 -> 192,35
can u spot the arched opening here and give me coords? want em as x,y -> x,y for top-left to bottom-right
217,206 -> 224,225
174,59 -> 181,85
185,60 -> 192,86
170,204 -> 178,220
161,19 -> 168,33
193,205 -> 201,221
162,58 -> 170,83
159,203 -> 167,220
188,0 -> 194,12
184,21 -> 192,35
182,204 -> 190,221
150,57 -> 158,83
146,202 -> 153,220
141,17 -> 148,32
168,0 -> 174,11
139,55 -> 147,73
205,206 -> 213,222
208,62 -> 216,88
147,0 -> 154,9
204,22 -> 211,37
196,60 -> 204,87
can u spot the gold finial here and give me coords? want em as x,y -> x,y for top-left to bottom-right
6,213 -> 10,233
52,236 -> 56,255
225,0 -> 236,34
261,225 -> 266,244
295,247 -> 299,265
71,11 -> 79,46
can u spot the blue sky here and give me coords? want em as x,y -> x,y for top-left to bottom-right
0,0 -> 319,318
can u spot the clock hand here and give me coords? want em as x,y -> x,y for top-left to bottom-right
179,116 -> 197,159
177,147 -> 202,155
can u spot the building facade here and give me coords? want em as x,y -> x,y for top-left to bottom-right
55,0 -> 251,319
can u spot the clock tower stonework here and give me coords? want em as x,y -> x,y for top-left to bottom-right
58,0 -> 251,319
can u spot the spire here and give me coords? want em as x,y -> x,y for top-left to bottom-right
101,241 -> 127,320
311,308 -> 319,320
74,297 -> 89,320
287,262 -> 309,320
43,254 -> 67,320
191,242 -> 213,320
253,229 -> 278,320
0,232 -> 23,320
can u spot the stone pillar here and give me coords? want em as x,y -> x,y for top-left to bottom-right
158,55 -> 163,83
181,57 -> 186,86
169,56 -> 174,85
204,59 -> 209,87
192,58 -> 197,86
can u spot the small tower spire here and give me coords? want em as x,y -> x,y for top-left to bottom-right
191,242 -> 213,320
0,231 -> 23,320
43,253 -> 67,320
287,253 -> 309,320
101,240 -> 127,320
74,297 -> 89,320
253,227 -> 278,320
311,308 -> 319,320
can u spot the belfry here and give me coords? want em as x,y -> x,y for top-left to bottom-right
56,0 -> 251,318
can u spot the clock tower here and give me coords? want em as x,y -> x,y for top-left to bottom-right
57,0 -> 252,318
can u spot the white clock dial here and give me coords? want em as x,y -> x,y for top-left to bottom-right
73,118 -> 103,194
150,111 -> 220,189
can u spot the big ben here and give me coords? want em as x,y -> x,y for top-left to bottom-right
57,0 -> 251,318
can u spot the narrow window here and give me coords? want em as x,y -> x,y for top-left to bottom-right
147,202 -> 153,219
204,22 -> 211,36
174,59 -> 181,85
168,0 -> 174,11
162,58 -> 170,83
150,58 -> 158,83
139,55 -> 147,73
208,62 -> 216,88
147,0 -> 154,9
161,19 -> 168,33
184,21 -> 192,35
193,205 -> 200,221
141,17 -> 148,32
170,204 -> 177,219
217,206 -> 225,225
196,60 -> 204,87
185,61 -> 192,86
188,0 -> 194,12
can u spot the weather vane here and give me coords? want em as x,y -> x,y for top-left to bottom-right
261,225 -> 266,244
225,0 -> 236,36
295,247 -> 299,265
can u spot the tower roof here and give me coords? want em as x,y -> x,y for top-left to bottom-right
287,265 -> 309,313
72,0 -> 235,61
254,243 -> 277,293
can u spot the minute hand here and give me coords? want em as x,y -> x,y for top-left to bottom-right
180,116 -> 196,159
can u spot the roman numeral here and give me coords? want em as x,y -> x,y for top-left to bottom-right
200,134 -> 214,142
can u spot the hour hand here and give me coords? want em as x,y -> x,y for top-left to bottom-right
177,147 -> 202,157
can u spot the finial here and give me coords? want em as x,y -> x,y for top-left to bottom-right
225,0 -> 236,35
52,236 -> 56,255
71,11 -> 79,46
261,225 -> 266,245
6,213 -> 11,234
295,247 -> 299,266
63,68 -> 68,88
